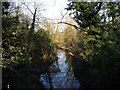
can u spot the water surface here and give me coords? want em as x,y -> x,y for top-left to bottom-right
40,50 -> 80,88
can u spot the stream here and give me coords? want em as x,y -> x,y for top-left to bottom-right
40,50 -> 80,89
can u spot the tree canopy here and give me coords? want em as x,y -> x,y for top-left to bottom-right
65,2 -> 120,88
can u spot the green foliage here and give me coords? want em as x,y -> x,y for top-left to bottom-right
2,2 -> 57,88
66,2 -> 120,88
67,2 -> 120,60
64,25 -> 79,51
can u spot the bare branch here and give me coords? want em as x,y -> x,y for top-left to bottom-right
61,11 -> 68,20
58,21 -> 79,29
22,2 -> 34,15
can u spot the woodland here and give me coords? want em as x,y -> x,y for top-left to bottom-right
1,1 -> 120,89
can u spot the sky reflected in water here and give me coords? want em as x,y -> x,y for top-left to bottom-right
40,50 -> 80,88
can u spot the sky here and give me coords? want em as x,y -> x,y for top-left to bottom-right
15,0 -> 70,32
17,0 -> 69,20
42,0 -> 68,19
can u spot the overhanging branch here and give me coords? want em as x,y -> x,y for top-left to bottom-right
58,21 -> 79,29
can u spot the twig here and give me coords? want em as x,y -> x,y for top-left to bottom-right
22,2 -> 34,15
61,11 -> 68,20
3,64 -> 23,78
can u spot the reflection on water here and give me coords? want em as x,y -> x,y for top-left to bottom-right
40,50 -> 80,88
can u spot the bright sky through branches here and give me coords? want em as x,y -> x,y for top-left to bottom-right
17,0 -> 68,20
42,0 -> 68,19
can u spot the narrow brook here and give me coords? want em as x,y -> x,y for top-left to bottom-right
40,50 -> 80,89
